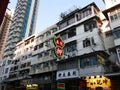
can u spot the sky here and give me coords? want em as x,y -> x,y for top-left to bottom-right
8,0 -> 105,34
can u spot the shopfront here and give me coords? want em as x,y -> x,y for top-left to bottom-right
57,79 -> 86,90
84,75 -> 111,90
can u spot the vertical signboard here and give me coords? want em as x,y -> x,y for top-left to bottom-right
54,35 -> 64,58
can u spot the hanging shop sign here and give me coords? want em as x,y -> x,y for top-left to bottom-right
54,35 -> 64,58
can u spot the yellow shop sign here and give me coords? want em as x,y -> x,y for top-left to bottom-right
86,76 -> 111,88
26,84 -> 38,90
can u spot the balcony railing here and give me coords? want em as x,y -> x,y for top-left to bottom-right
79,65 -> 105,77
30,65 -> 57,75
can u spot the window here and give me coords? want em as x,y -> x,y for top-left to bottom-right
83,38 -> 91,47
34,45 -> 38,51
76,13 -> 82,21
46,31 -> 51,37
52,28 -> 57,33
38,53 -> 43,58
30,46 -> 33,50
21,63 -> 26,68
39,35 -> 44,39
28,53 -> 32,58
59,22 -> 67,29
44,50 -> 49,56
114,14 -> 118,19
14,66 -> 18,70
118,12 -> 120,19
68,17 -> 75,25
61,33 -> 67,40
43,62 -> 49,68
31,38 -> 34,42
105,31 -> 113,37
64,40 -> 77,53
68,28 -> 76,38
39,43 -> 43,48
25,40 -> 30,45
27,62 -> 31,66
84,20 -> 96,32
113,27 -> 120,39
45,40 -> 50,47
76,8 -> 92,21
110,11 -> 119,22
83,37 -> 95,48
5,68 -> 9,74
58,60 -> 77,70
80,56 -> 98,68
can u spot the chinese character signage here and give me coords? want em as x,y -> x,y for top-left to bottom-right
26,84 -> 38,90
54,35 -> 64,58
86,76 -> 111,88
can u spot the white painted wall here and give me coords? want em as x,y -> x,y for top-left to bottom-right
114,38 -> 120,46
76,26 -> 105,56
110,18 -> 120,30
104,0 -> 120,9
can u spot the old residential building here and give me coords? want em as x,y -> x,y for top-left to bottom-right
2,35 -> 35,90
1,1 -> 120,90
103,0 -> 120,90
55,2 -> 112,90
29,24 -> 58,90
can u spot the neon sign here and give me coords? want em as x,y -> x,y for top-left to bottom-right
54,35 -> 64,58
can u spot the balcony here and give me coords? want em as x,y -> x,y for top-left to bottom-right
20,67 -> 31,71
30,65 -> 57,75
79,65 -> 105,77
31,54 -> 55,65
22,6 -> 26,10
21,10 -> 25,14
